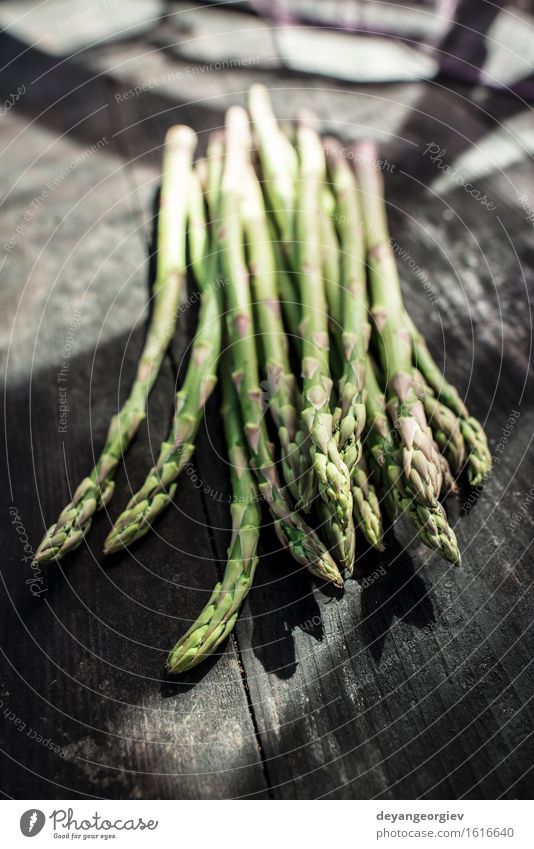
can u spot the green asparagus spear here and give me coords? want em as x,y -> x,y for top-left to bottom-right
104,166 -> 221,554
221,106 -> 343,587
272,232 -> 302,348
248,86 -> 305,355
354,140 -> 443,508
248,84 -> 298,248
365,357 -> 460,565
240,160 -> 308,505
319,185 -> 341,331
409,366 -> 464,489
167,366 -> 260,674
248,89 -> 320,510
295,118 -> 355,572
351,454 -> 385,551
325,139 -> 369,473
407,317 -> 492,486
36,126 -> 197,562
319,151 -> 383,550
438,452 -> 459,497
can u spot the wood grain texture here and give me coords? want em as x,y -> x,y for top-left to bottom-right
1,5 -> 533,800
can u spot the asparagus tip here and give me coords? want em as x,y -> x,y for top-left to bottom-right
297,108 -> 321,134
226,105 -> 252,149
165,124 -> 197,152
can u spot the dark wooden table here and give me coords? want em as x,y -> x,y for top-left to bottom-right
1,3 -> 533,799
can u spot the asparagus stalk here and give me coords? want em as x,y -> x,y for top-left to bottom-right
319,153 -> 383,551
206,131 -> 225,216
295,118 -> 355,573
319,186 -> 341,331
438,452 -> 458,497
265,230 -> 320,501
329,404 -> 384,550
36,126 -> 197,563
167,365 -> 260,674
365,357 -> 461,565
240,160 -> 307,505
410,366 -> 464,486
248,89 -> 336,517
104,166 -> 221,554
407,317 -> 492,486
325,139 -> 369,473
354,141 -> 443,508
272,232 -> 302,347
187,160 -> 209,284
351,455 -> 385,551
221,106 -> 343,587
269,228 -> 346,525
248,84 -> 298,248
248,87 -> 304,353
251,95 -> 376,558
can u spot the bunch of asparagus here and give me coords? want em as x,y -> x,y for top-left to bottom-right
35,87 -> 491,675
